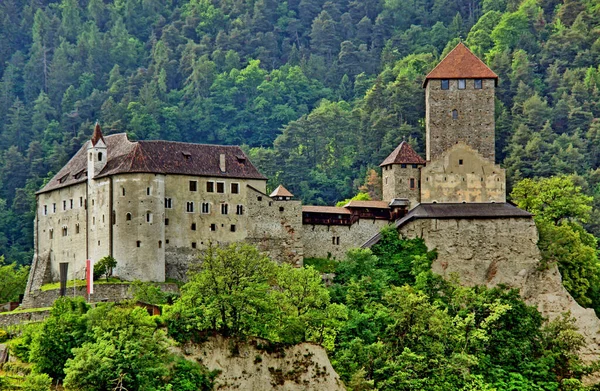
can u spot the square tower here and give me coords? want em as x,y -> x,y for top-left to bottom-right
380,141 -> 426,207
424,43 -> 498,162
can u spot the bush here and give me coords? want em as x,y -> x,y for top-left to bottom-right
165,357 -> 216,391
0,328 -> 7,343
22,373 -> 52,391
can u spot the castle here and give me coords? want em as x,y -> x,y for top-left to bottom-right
26,43 -> 529,289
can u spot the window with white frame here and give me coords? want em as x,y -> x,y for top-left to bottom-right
236,205 -> 243,215
186,202 -> 194,213
202,202 -> 210,214
231,183 -> 239,194
165,198 -> 172,208
216,182 -> 225,193
221,203 -> 228,215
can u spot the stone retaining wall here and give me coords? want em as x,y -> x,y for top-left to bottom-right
20,283 -> 179,309
0,310 -> 51,328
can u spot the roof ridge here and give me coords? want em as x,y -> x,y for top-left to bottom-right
139,139 -> 245,149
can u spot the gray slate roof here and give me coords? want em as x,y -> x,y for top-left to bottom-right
361,203 -> 532,248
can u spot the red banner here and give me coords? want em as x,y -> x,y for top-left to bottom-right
86,259 -> 93,295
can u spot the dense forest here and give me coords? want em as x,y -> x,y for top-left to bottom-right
0,0 -> 600,265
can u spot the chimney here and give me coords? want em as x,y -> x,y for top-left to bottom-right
219,153 -> 226,172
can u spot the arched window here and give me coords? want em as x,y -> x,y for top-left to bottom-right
146,212 -> 152,223
98,152 -> 103,161
158,240 -> 162,249
126,213 -> 132,221
452,109 -> 458,120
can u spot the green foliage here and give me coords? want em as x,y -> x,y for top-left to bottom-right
63,304 -> 171,391
512,176 -> 600,310
166,243 -> 345,347
164,357 -> 217,391
93,256 -> 117,281
0,256 -> 29,303
29,296 -> 90,380
303,257 -> 338,273
329,228 -> 593,390
336,192 -> 371,207
0,328 -> 7,343
128,280 -> 168,305
22,373 -> 52,391
8,323 -> 42,363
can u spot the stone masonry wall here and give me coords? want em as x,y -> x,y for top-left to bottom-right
426,78 -> 495,161
20,283 -> 179,309
303,219 -> 389,260
420,143 -> 506,203
382,164 -> 421,206
399,217 -> 600,364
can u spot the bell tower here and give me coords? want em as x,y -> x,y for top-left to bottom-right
424,43 -> 498,162
87,122 -> 107,179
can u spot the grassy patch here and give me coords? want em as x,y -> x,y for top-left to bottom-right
41,278 -> 128,291
0,307 -> 50,315
303,258 -> 338,273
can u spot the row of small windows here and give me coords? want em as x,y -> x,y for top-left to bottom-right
189,181 -> 239,194
48,224 -> 81,239
43,197 -> 84,215
440,79 -> 483,90
88,152 -> 103,161
185,202 -> 243,215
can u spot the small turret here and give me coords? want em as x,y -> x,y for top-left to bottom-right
87,122 -> 107,179
270,185 -> 294,201
380,141 -> 425,207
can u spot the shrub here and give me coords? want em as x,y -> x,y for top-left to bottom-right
0,328 -> 7,343
22,373 -> 52,391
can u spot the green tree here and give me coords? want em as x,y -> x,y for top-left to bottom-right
30,297 -> 90,380
0,256 -> 29,303
64,304 -> 170,391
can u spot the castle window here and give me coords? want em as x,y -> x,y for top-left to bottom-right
192,242 -> 197,249
98,152 -> 103,161
410,178 -> 416,190
231,183 -> 239,194
191,223 -> 196,231
165,198 -> 172,208
441,79 -> 449,90
80,197 -> 83,207
202,202 -> 210,214
76,223 -> 80,234
122,187 -> 126,196
147,187 -> 151,196
93,217 -> 95,225
63,200 -> 67,211
452,109 -> 458,120
385,177 -> 388,185
44,205 -> 47,215
206,181 -> 214,192
126,213 -> 132,221
190,180 -> 198,192
412,164 -> 418,168
236,205 -> 243,215
458,79 -> 466,89
158,241 -> 162,249
216,182 -> 225,193
49,229 -> 53,239
166,239 -> 169,244
474,79 -> 482,89
279,206 -> 284,212
230,225 -> 236,232
102,214 -> 105,223
459,159 -> 463,165
146,212 -> 152,223
137,240 -> 141,247
53,203 -> 56,213
165,218 -> 169,225
186,202 -> 194,213
332,236 -> 340,245
210,224 -> 216,231
257,196 -> 262,201
89,153 -> 92,161
400,164 -> 407,168
62,226 -> 68,237
69,199 -> 73,209
221,203 -> 229,215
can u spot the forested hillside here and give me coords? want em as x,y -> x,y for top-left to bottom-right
1,0 -> 600,264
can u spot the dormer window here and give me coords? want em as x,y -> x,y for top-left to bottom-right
98,152 -> 103,161
182,152 -> 191,160
458,79 -> 466,89
441,79 -> 449,90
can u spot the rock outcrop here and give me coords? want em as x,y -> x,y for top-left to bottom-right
178,335 -> 345,391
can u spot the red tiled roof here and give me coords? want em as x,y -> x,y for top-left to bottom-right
380,141 -> 426,166
91,122 -> 105,146
344,200 -> 390,209
38,133 -> 266,194
270,185 -> 294,198
302,206 -> 351,215
424,42 -> 498,87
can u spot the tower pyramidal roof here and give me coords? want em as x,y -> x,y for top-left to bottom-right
380,141 -> 426,166
424,42 -> 498,87
91,122 -> 106,146
270,185 -> 294,198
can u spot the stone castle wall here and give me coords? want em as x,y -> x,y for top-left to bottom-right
398,216 -> 600,364
303,219 -> 389,260
420,143 -> 506,203
382,164 -> 421,206
426,78 -> 495,161
246,187 -> 304,267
